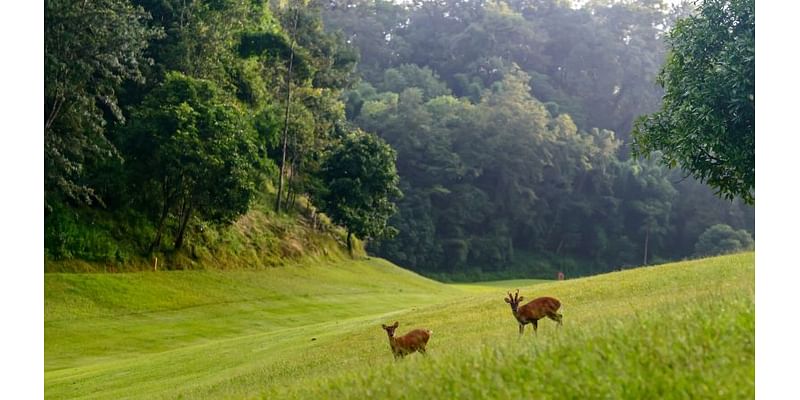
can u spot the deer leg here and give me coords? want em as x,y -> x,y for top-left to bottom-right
532,319 -> 538,335
518,323 -> 525,336
419,347 -> 427,356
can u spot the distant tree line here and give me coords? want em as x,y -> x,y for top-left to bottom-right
322,0 -> 754,278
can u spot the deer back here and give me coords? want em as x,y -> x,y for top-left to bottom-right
393,329 -> 431,351
518,296 -> 561,320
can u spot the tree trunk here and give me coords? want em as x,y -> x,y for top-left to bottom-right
284,160 -> 294,210
174,200 -> 193,250
288,164 -> 298,209
149,178 -> 175,253
275,6 -> 300,213
45,91 -> 65,131
149,207 -> 169,253
643,229 -> 649,265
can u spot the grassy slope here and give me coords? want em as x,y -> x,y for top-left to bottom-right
45,196 -> 364,273
449,278 -> 549,293
290,253 -> 754,400
44,253 -> 754,399
45,258 -> 460,395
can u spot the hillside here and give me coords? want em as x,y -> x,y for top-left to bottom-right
44,195 -> 363,273
286,252 -> 754,399
44,252 -> 753,399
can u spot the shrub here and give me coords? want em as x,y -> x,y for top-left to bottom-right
694,224 -> 754,257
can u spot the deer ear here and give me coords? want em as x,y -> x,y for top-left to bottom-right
393,321 -> 399,327
504,297 -> 511,303
518,296 -> 525,302
381,324 -> 387,329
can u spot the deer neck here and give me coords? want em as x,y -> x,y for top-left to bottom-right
512,308 -> 526,323
387,334 -> 399,348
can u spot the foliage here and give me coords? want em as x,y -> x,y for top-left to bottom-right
121,72 -> 263,250
323,0 -> 755,276
44,201 -> 153,263
314,130 -> 402,252
694,223 -> 754,257
45,0 -> 162,206
633,0 -> 755,204
44,0 -> 756,280
356,67 -> 724,274
326,0 -> 669,141
44,192 -> 359,273
377,64 -> 452,100
239,1 -> 359,213
45,0 -> 367,263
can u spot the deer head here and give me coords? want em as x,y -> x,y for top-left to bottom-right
382,321 -> 400,337
504,289 -> 525,312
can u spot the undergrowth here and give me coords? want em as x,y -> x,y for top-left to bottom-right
45,193 -> 362,272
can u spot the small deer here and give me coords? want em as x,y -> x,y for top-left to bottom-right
504,289 -> 563,336
381,321 -> 432,359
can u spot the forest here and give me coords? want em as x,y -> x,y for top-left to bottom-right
44,0 -> 754,279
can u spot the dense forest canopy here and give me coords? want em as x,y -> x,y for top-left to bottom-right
322,0 -> 754,277
45,0 -> 368,261
44,0 -> 754,279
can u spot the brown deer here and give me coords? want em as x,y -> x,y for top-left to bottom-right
504,289 -> 563,336
381,321 -> 432,359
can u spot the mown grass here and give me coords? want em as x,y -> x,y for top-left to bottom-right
44,253 -> 754,399
45,258 -> 458,374
448,278 -> 549,293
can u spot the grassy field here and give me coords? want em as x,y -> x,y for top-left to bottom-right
44,253 -> 754,399
448,278 -> 550,293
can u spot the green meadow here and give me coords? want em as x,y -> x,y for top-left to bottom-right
45,252 -> 754,399
448,278 -> 550,293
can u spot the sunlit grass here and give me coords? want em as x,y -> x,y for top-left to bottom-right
45,258 -> 459,374
448,278 -> 550,293
44,253 -> 754,399
271,252 -> 754,399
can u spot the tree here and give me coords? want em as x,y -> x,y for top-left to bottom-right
632,0 -> 754,204
122,72 -> 262,251
322,0 -> 409,83
275,5 -> 301,213
694,224 -> 754,257
325,0 -> 754,276
378,64 -> 452,101
617,156 -> 678,265
314,130 -> 402,254
238,1 -> 358,213
667,172 -> 754,258
45,0 -> 162,206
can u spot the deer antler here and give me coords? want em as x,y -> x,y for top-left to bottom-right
514,289 -> 520,302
